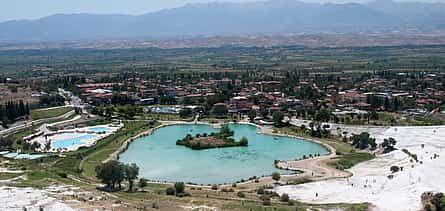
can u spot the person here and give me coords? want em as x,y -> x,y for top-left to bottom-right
316,192 -> 318,197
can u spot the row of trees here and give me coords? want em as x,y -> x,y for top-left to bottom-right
95,160 -> 140,192
91,105 -> 142,119
39,94 -> 65,107
349,132 -> 377,150
0,100 -> 30,125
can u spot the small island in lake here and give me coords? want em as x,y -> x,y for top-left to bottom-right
176,125 -> 248,150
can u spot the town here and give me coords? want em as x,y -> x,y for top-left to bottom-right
0,44 -> 445,211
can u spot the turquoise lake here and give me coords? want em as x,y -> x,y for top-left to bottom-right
119,124 -> 328,185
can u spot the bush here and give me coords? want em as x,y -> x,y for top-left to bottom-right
280,193 -> 290,202
139,178 -> 148,189
221,188 -> 234,192
166,187 -> 175,195
261,195 -> 271,206
56,171 -> 67,178
390,165 -> 400,173
237,191 -> 246,198
257,187 -> 265,195
272,172 -> 281,182
211,184 -> 218,190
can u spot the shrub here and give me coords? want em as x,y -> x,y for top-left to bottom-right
166,187 -> 175,195
139,178 -> 148,189
221,188 -> 234,192
56,171 -> 67,178
261,195 -> 271,206
211,184 -> 218,190
280,193 -> 290,202
272,172 -> 281,182
390,165 -> 400,173
257,187 -> 265,195
237,191 -> 246,198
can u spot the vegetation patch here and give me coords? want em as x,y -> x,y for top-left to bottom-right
329,152 -> 374,170
30,106 -> 73,120
176,125 -> 248,150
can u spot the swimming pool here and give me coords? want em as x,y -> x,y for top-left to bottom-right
51,134 -> 97,149
151,107 -> 180,114
88,127 -> 111,133
119,124 -> 328,184
2,152 -> 47,160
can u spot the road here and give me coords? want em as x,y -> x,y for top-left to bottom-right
0,88 -> 86,137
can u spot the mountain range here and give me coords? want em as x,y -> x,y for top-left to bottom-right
1,0 -> 445,42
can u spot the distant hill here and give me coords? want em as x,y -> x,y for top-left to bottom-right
0,0 -> 444,42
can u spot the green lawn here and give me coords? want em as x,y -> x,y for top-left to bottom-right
328,152 -> 374,170
30,107 -> 73,120
0,172 -> 22,180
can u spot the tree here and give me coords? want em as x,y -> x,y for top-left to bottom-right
369,110 -> 379,120
124,163 -> 139,192
219,124 -> 234,138
350,132 -> 377,150
315,109 -> 331,122
272,172 -> 281,183
239,136 -> 249,146
382,137 -> 397,153
390,165 -> 400,173
0,137 -> 13,149
212,103 -> 228,117
179,108 -> 192,118
174,182 -> 185,195
95,160 -> 125,190
431,193 -> 445,211
248,110 -> 256,122
272,111 -> 285,126
280,193 -> 290,202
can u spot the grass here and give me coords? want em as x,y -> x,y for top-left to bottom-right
405,116 -> 443,126
0,172 -> 22,180
329,152 -> 374,170
30,106 -> 73,120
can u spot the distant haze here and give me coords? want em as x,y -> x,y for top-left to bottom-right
1,0 -> 444,22
1,0 -> 445,42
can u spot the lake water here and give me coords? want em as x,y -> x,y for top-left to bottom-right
119,124 -> 328,185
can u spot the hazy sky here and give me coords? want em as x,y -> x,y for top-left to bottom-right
0,0 -> 443,22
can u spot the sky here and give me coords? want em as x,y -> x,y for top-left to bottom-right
0,0 -> 443,22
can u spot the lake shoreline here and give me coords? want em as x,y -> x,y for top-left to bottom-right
109,120 -> 346,188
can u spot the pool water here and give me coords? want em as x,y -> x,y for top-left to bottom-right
119,124 -> 328,185
51,134 -> 97,149
151,107 -> 179,113
2,152 -> 47,160
88,127 -> 111,133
